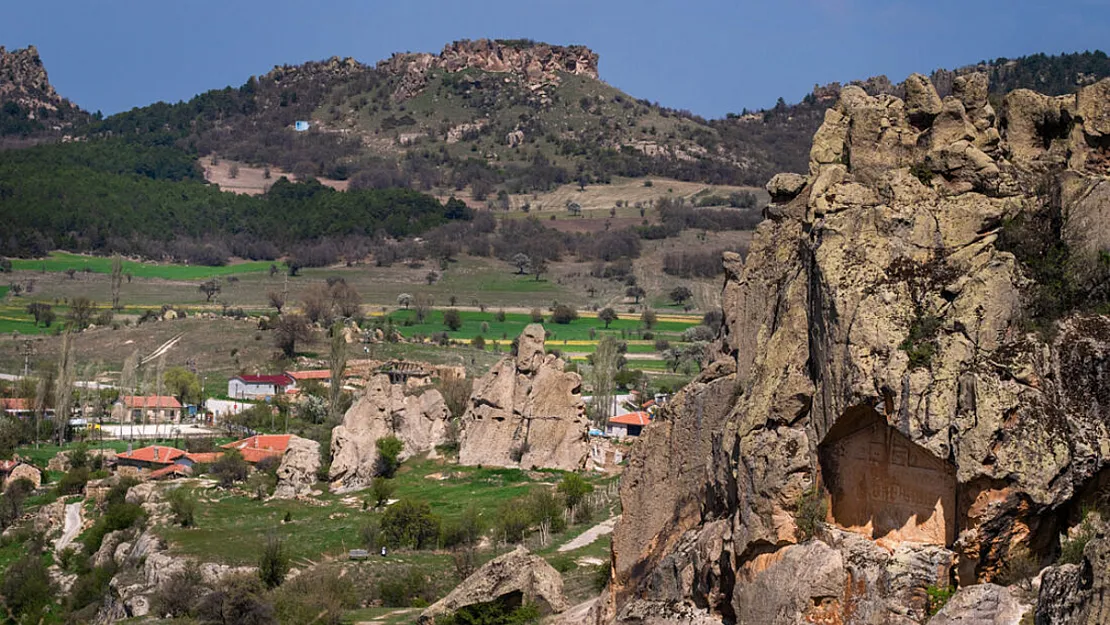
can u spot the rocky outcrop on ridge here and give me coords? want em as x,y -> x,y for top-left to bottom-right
0,45 -> 88,133
273,435 -> 320,499
457,324 -> 589,471
329,374 -> 451,492
600,75 -> 1110,623
419,546 -> 568,623
378,38 -> 599,101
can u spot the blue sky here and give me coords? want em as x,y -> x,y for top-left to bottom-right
3,0 -> 1108,118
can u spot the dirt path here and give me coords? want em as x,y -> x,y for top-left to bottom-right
55,501 -> 82,553
558,515 -> 619,552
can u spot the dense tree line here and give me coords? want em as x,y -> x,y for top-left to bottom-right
0,139 -> 471,261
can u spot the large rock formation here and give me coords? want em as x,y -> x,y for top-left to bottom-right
601,76 -> 1110,623
329,374 -> 451,492
0,45 -> 87,132
379,39 -> 598,100
419,546 -> 568,623
458,324 -> 589,471
273,435 -> 320,499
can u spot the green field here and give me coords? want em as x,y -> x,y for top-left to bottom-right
384,309 -> 697,342
157,456 -> 614,566
10,252 -> 272,280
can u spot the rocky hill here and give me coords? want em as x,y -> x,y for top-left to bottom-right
592,73 -> 1110,623
0,45 -> 88,141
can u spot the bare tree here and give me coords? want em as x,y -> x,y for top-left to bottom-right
413,294 -> 434,323
267,290 -> 286,314
54,332 -> 76,445
589,336 -> 620,427
330,282 -> 362,319
397,293 -> 413,309
301,284 -> 332,324
512,253 -> 532,275
329,322 -> 347,422
274,314 -> 312,358
198,279 -> 221,303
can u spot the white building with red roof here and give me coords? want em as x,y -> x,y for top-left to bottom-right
112,396 -> 182,423
227,374 -> 293,399
607,411 -> 652,438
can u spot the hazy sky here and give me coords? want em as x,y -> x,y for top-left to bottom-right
3,0 -> 1108,118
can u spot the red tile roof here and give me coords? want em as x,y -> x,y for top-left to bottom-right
609,411 -> 651,427
286,370 -> 332,380
236,375 -> 292,386
0,460 -> 20,472
222,435 -> 290,463
117,445 -> 186,465
183,452 -> 223,464
118,396 -> 182,409
150,464 -> 192,479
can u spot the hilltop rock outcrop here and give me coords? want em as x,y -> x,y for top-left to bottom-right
419,546 -> 568,623
457,324 -> 589,471
378,39 -> 599,100
602,75 -> 1110,623
329,374 -> 451,492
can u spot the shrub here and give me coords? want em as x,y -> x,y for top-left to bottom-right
926,584 -> 954,616
259,533 -> 290,589
83,502 -> 145,554
273,567 -> 358,625
437,601 -> 543,625
557,473 -> 594,513
166,487 -> 197,527
525,488 -> 566,533
360,517 -> 381,550
496,501 -> 532,544
1059,511 -> 1099,565
794,486 -> 827,542
996,544 -> 1040,591
551,304 -> 578,324
495,309 -> 507,322
378,567 -> 436,607
212,448 -> 250,487
443,308 -> 463,331
381,499 -> 441,549
375,436 -> 404,478
529,308 -> 545,323
255,455 -> 281,476
439,505 -> 484,549
57,466 -> 90,495
1,548 -> 55,623
371,476 -> 396,508
196,572 -> 275,624
153,562 -> 205,618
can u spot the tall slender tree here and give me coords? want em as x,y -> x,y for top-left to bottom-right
110,255 -> 124,310
329,322 -> 348,422
53,332 -> 76,445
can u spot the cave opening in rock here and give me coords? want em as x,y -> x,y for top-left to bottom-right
818,406 -> 957,546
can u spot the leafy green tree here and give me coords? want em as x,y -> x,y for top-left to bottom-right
669,286 -> 693,305
557,473 -> 594,512
371,476 -> 396,508
381,499 -> 440,549
164,367 -> 202,405
212,449 -> 250,487
1,549 -> 55,623
598,308 -> 618,329
375,436 -> 404,478
443,309 -> 463,331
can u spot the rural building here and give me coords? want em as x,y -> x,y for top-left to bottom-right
607,411 -> 651,438
222,434 -> 290,464
227,374 -> 293,399
177,452 -> 223,468
1,398 -> 51,418
116,445 -> 186,470
150,464 -> 192,480
112,396 -> 182,423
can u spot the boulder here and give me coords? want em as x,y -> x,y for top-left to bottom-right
329,374 -> 450,492
1037,535 -> 1110,624
458,325 -> 589,471
32,501 -> 65,537
273,435 -> 320,499
765,172 -> 807,203
929,584 -> 1029,625
46,451 -> 70,473
1077,78 -> 1110,138
419,546 -> 567,623
6,463 -> 41,489
904,72 -> 943,128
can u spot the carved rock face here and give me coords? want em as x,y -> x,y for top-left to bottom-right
605,72 -> 1110,624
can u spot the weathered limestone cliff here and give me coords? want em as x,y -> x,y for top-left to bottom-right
378,39 -> 599,100
0,45 -> 60,108
603,74 -> 1110,624
457,324 -> 590,471
329,374 -> 451,492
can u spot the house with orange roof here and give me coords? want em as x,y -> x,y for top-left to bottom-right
607,411 -> 652,438
1,398 -> 50,418
115,445 -> 186,470
221,434 -> 291,464
150,464 -> 192,480
227,374 -> 293,399
112,396 -> 182,423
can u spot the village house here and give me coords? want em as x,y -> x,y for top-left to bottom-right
112,396 -> 183,423
222,434 -> 290,464
227,374 -> 293,399
607,411 -> 651,439
115,444 -> 186,471
1,398 -> 52,418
